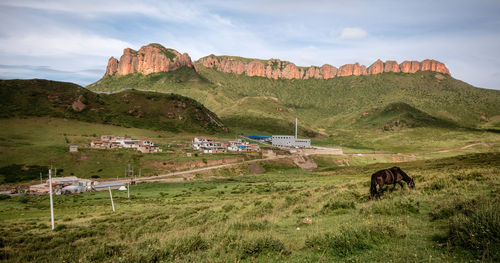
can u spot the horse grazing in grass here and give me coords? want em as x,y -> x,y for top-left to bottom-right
370,167 -> 415,198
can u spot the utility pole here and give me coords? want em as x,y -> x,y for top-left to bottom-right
49,168 -> 55,230
295,118 -> 298,139
40,172 -> 42,184
127,183 -> 130,199
108,186 -> 115,212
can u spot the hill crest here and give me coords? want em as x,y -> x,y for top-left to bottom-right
0,79 -> 226,133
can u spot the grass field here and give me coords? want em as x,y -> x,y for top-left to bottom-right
0,152 -> 498,262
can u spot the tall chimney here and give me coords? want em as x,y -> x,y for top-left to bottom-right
295,118 -> 298,139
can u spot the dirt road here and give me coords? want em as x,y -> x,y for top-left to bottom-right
104,155 -> 289,184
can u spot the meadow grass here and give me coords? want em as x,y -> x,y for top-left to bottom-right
0,152 -> 498,262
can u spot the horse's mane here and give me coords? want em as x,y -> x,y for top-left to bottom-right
393,167 -> 410,180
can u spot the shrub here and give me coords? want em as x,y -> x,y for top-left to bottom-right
321,199 -> 355,213
239,236 -> 289,259
18,196 -> 29,204
447,201 -> 500,261
230,220 -> 270,231
284,195 -> 301,206
222,204 -> 235,212
361,197 -> 419,215
163,235 -> 209,259
429,197 -> 477,221
54,224 -> 67,231
304,224 -> 396,257
0,194 -> 10,200
454,171 -> 483,181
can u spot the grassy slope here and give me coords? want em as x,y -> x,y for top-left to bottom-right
0,152 -> 498,262
0,78 -> 225,134
87,66 -> 500,132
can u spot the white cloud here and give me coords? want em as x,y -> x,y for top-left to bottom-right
0,32 -> 134,59
339,27 -> 368,40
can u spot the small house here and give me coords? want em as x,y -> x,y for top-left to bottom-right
69,145 -> 78,152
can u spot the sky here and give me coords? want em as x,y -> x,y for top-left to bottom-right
0,0 -> 499,90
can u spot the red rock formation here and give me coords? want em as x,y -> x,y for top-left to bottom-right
320,64 -> 338,79
305,66 -> 321,79
281,62 -> 301,79
105,57 -> 119,76
197,53 -> 451,80
367,59 -> 384,75
360,65 -> 368,75
105,44 -> 197,76
421,59 -> 450,74
384,60 -> 400,73
353,63 -> 363,76
337,64 -> 355,77
246,60 -> 266,77
201,55 -> 219,68
400,61 -> 421,73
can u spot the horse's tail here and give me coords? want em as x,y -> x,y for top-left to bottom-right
370,173 -> 378,198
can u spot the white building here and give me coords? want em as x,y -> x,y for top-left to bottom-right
271,118 -> 311,148
271,135 -> 311,148
192,137 -> 214,150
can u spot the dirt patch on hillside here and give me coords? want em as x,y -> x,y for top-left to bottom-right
248,164 -> 265,174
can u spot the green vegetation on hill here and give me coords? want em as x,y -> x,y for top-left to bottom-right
0,79 -> 225,133
88,66 -> 500,135
351,102 -> 459,131
200,54 -> 268,65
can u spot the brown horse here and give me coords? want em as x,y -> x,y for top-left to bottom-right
370,167 -> 415,198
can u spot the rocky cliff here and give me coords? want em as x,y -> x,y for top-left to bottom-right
104,43 -> 450,79
105,44 -> 198,76
198,56 -> 450,80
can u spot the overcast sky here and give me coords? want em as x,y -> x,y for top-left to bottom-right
0,0 -> 499,90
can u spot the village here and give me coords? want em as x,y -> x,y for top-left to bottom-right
89,135 -> 162,153
26,120 -> 318,196
192,137 -> 260,153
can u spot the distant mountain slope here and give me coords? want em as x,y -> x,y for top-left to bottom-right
87,43 -> 500,135
0,79 -> 225,133
349,102 -> 459,131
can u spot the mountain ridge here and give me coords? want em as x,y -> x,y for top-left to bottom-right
102,43 -> 450,81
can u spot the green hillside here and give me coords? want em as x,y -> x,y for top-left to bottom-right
0,79 -> 225,133
349,102 -> 459,131
88,64 -> 500,137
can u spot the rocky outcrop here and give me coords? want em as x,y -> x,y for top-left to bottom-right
320,64 -> 338,79
246,61 -> 266,77
105,44 -> 197,76
198,56 -> 450,80
384,60 -> 400,73
103,43 -> 451,79
420,59 -> 450,74
367,59 -> 384,75
399,61 -> 421,73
